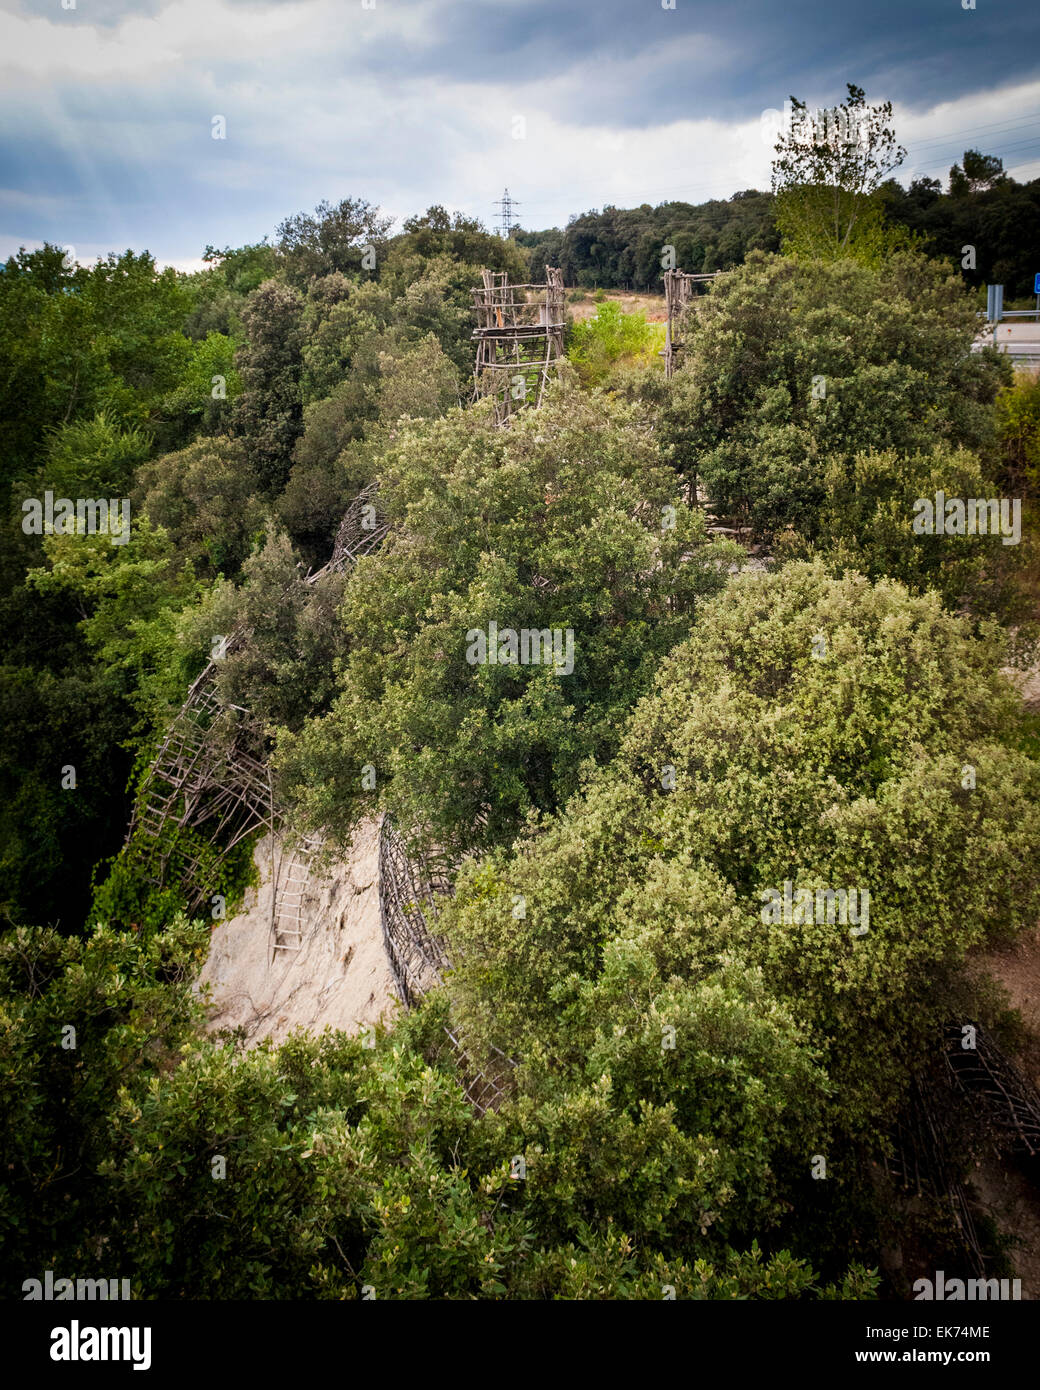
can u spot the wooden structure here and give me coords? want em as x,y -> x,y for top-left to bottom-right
944,1021 -> 1040,1158
377,818 -> 451,1007
472,267 -> 565,423
662,269 -> 720,378
270,832 -> 325,959
378,816 -> 515,1114
884,1073 -> 988,1278
883,1021 -> 1040,1280
123,484 -> 387,926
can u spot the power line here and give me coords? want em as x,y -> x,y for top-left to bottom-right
900,110 -> 1040,152
514,110 -> 1040,222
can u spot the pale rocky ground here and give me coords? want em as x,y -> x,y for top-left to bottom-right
1005,663 -> 1040,710
196,818 -> 397,1046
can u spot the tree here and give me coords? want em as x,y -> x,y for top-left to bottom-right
0,918 -> 208,1273
0,246 -> 190,492
276,382 -> 742,858
949,150 -> 1008,198
771,85 -> 907,262
0,912 -> 876,1298
664,249 -> 1009,537
996,371 -> 1040,492
133,436 -> 266,579
37,412 -> 151,501
803,444 -> 1026,621
276,197 -> 392,289
440,560 -> 1040,1268
232,280 -> 305,493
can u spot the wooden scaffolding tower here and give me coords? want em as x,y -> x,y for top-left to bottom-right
122,484 -> 387,929
472,266 -> 565,423
662,269 -> 720,378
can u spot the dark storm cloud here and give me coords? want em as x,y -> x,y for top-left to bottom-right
325,0 -> 1040,124
12,0 -> 1040,120
1,0 -> 1038,263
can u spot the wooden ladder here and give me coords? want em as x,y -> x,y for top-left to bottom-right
270,836 -> 322,958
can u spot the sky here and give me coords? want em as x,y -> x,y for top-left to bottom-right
1,0 -> 1039,271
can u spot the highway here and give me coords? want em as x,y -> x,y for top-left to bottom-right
973,317 -> 1040,368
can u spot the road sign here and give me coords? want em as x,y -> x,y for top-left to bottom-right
1035,272 -> 1040,295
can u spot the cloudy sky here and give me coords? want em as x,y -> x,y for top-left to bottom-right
2,0 -> 1038,270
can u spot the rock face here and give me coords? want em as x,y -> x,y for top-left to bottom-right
196,819 -> 397,1046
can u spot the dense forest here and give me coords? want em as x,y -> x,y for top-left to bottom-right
517,149 -> 1040,297
3,95 -> 1040,1301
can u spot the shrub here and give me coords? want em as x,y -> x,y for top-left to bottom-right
568,302 -> 665,385
664,250 -> 1010,536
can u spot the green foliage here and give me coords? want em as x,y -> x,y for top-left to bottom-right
91,822 -> 258,935
567,302 -> 665,384
665,249 -> 1010,536
2,181 -> 1035,1302
0,246 -> 191,488
36,413 -> 152,501
774,188 -> 920,267
878,165 -> 1040,297
157,331 -> 241,445
0,916 -> 874,1299
0,521 -> 204,925
996,370 -> 1040,491
25,521 -> 205,732
440,561 -> 1040,1268
133,436 -> 265,579
519,169 -> 1040,299
799,445 -> 1026,620
770,85 -> 907,263
233,279 -> 305,494
0,917 -> 208,1271
299,276 -> 393,402
949,150 -> 1008,199
177,527 -> 349,732
277,382 -> 742,856
517,190 -> 780,290
276,197 -> 392,290
393,206 -> 527,279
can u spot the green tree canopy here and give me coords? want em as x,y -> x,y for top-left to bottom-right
276,381 -> 742,857
663,250 -> 1009,537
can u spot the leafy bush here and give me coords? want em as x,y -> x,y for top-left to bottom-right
996,368 -> 1040,491
277,381 -> 741,857
568,302 -> 665,385
133,435 -> 266,579
441,561 -> 1040,1255
798,445 -> 1027,621
664,250 -> 1010,536
0,915 -> 876,1298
